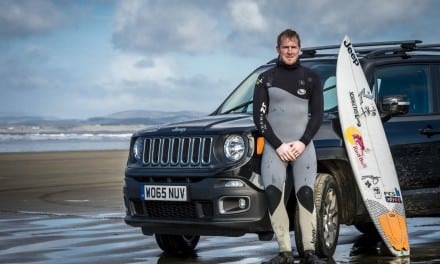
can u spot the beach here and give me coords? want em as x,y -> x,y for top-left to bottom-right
0,150 -> 127,216
0,150 -> 439,263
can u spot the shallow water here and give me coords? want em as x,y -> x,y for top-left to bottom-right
0,211 -> 439,264
0,135 -> 130,152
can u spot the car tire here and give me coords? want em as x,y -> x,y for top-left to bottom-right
294,173 -> 340,257
154,234 -> 200,253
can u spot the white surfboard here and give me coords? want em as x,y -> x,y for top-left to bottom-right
336,35 -> 410,256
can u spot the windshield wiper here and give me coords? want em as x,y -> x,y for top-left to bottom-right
222,100 -> 253,114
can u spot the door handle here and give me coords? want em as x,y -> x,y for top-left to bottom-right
420,125 -> 440,138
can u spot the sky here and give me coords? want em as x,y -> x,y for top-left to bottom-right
1,0 -> 439,119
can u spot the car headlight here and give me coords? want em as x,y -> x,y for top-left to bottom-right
224,135 -> 245,162
132,137 -> 144,161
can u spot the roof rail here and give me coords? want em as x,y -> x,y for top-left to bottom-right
273,40 -> 440,62
416,43 -> 440,49
301,40 -> 423,58
363,42 -> 440,58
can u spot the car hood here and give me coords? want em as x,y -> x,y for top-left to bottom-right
134,114 -> 256,136
133,113 -> 341,145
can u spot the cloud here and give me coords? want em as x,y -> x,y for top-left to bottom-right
0,61 -> 37,92
0,0 -> 65,40
306,0 -> 432,39
107,53 -> 175,86
112,0 -> 225,54
228,0 -> 267,32
92,51 -> 229,114
1,0 -> 440,119
258,0 -> 439,45
110,0 -> 440,57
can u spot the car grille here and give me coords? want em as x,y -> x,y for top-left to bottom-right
142,136 -> 214,167
129,200 -> 214,219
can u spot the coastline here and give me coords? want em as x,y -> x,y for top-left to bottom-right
0,123 -> 142,153
0,148 -> 129,157
0,136 -> 131,153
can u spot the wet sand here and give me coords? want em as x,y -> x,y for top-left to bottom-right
0,150 -> 127,216
0,150 -> 439,263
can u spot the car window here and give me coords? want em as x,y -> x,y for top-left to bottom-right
304,62 -> 337,112
218,62 -> 338,115
217,66 -> 271,114
375,65 -> 433,114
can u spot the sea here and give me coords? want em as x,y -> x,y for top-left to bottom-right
0,110 -> 208,153
0,132 -> 133,153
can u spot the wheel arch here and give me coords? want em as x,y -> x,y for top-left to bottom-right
317,158 -> 358,224
285,156 -> 359,226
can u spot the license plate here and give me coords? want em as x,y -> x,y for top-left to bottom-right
142,185 -> 188,202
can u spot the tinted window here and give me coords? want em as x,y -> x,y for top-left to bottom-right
304,62 -> 337,112
375,65 -> 432,114
217,62 -> 337,115
217,66 -> 270,114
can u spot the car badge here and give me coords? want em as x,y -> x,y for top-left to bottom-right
297,88 -> 307,96
171,127 -> 186,133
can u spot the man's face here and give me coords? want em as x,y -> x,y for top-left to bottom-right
276,36 -> 301,65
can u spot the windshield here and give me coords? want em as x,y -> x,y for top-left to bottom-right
216,61 -> 337,115
304,61 -> 338,112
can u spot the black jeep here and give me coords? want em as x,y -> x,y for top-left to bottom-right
123,40 -> 440,257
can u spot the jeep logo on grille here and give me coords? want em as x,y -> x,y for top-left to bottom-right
171,127 -> 186,133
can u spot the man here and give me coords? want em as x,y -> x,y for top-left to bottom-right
253,29 -> 324,264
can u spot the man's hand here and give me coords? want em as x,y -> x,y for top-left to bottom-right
276,143 -> 296,162
288,140 -> 305,159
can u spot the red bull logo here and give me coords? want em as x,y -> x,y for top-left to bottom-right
352,133 -> 366,154
345,126 -> 368,168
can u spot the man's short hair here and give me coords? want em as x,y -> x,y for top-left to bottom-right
277,29 -> 301,48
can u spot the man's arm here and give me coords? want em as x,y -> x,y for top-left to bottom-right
252,74 -> 283,149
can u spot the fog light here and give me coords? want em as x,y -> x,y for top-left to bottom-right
238,198 -> 247,209
219,196 -> 250,214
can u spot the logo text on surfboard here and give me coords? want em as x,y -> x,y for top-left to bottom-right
344,40 -> 360,66
345,126 -> 368,168
384,188 -> 403,203
349,92 -> 362,127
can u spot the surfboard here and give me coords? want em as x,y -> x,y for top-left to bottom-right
336,35 -> 410,256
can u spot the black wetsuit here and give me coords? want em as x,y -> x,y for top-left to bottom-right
252,59 -> 323,252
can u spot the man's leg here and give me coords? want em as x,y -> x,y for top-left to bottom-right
292,143 -> 317,252
261,144 -> 291,253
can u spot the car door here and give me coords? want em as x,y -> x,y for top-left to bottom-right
373,63 -> 440,215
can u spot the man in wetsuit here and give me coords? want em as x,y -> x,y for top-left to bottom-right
253,29 -> 323,264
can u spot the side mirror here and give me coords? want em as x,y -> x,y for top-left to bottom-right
380,95 -> 410,116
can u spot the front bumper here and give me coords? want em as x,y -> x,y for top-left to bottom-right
123,173 -> 270,236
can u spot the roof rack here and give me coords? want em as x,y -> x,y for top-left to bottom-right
413,43 -> 440,52
417,43 -> 440,49
301,40 -> 423,58
268,40 -> 440,63
363,42 -> 440,58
